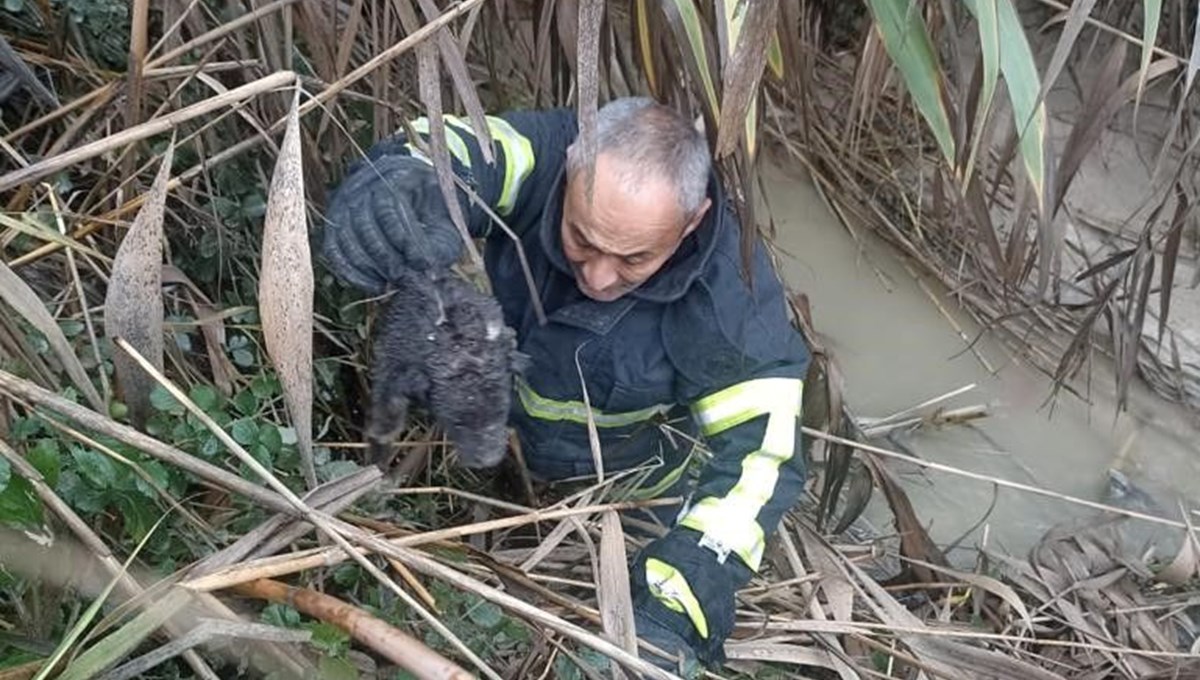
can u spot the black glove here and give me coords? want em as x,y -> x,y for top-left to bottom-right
633,608 -> 702,678
630,527 -> 751,670
322,148 -> 465,295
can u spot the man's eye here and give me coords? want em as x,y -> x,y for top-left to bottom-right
623,255 -> 647,266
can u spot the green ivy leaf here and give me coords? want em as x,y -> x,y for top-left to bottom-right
250,443 -> 273,467
59,319 -> 85,337
251,374 -> 280,399
57,470 -> 104,513
116,493 -> 157,542
149,385 -> 184,415
552,654 -> 583,680
71,447 -> 117,488
306,622 -> 351,656
200,434 -> 223,458
230,419 -> 258,446
261,603 -> 301,628
467,601 -> 504,629
189,384 -> 220,412
316,655 -> 357,680
10,417 -> 43,441
27,439 -> 61,488
257,425 -> 283,455
134,460 -> 170,498
332,564 -> 363,589
232,348 -> 255,368
232,389 -> 258,415
0,457 -> 10,492
0,476 -> 42,528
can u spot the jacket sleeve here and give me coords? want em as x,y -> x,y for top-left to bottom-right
363,108 -> 578,238
631,225 -> 810,665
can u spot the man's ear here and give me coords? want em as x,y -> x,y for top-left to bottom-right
682,197 -> 712,238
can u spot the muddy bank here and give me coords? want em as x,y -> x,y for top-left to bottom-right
761,158 -> 1200,561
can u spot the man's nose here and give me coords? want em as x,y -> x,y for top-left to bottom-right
582,257 -> 620,291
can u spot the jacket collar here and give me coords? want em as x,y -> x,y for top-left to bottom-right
538,167 -> 726,305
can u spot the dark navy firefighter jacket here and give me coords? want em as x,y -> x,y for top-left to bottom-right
344,108 -> 810,663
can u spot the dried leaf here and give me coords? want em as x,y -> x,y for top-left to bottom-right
575,0 -> 604,200
103,144 -> 173,427
871,458 -> 950,582
0,262 -> 103,412
258,90 -> 315,489
162,266 -> 237,396
127,0 -> 150,130
415,40 -> 483,270
1135,0 -> 1164,111
0,35 -> 58,108
823,527 -> 1067,680
631,0 -> 663,98
1054,39 -> 1125,215
415,0 -> 493,164
1157,522 -> 1200,586
598,511 -> 637,669
1187,1 -> 1200,96
660,0 -> 722,129
725,641 -> 840,669
1024,0 -> 1098,140
1157,186 -> 1189,344
903,557 -> 1034,632
797,520 -> 853,622
714,0 -> 778,158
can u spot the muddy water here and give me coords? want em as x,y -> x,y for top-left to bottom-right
761,160 -> 1200,562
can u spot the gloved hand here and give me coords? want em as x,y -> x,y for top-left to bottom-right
633,607 -> 701,678
322,148 -> 465,295
630,527 -> 751,673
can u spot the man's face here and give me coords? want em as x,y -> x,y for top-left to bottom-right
561,152 -> 711,302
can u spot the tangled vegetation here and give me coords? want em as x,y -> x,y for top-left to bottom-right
0,0 -> 1196,678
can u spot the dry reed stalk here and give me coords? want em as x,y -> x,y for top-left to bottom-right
110,337 -> 505,680
385,556 -> 441,613
0,439 -> 222,679
377,543 -> 685,680
0,71 -> 296,193
800,426 -> 1194,532
145,0 -> 304,68
232,578 -> 471,680
183,497 -> 679,592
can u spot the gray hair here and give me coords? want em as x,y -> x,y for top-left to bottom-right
565,97 -> 711,217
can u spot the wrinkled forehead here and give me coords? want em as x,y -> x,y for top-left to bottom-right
565,158 -> 686,238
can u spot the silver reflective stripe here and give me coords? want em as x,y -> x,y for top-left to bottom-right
516,377 -> 673,428
681,377 -> 802,570
409,117 -> 472,168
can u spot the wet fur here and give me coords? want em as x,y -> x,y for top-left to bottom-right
366,269 -> 526,469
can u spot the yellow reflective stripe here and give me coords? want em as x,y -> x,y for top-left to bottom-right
681,378 -> 801,571
482,115 -> 535,215
626,448 -> 695,501
410,117 -> 472,168
691,377 -> 802,436
516,377 -> 673,428
645,558 -> 709,639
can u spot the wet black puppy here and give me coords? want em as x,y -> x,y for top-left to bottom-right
366,269 -> 527,469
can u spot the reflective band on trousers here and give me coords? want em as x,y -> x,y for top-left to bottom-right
682,377 -> 802,571
645,558 -> 709,639
515,377 -> 674,428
